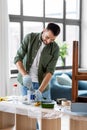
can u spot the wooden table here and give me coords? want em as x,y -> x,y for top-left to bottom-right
0,100 -> 87,130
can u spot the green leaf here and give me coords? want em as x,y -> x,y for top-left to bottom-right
56,41 -> 69,59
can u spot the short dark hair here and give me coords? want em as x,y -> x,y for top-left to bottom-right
46,23 -> 60,36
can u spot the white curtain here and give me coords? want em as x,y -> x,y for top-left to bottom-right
0,0 -> 9,96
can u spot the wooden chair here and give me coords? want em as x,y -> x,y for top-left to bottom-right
72,41 -> 87,102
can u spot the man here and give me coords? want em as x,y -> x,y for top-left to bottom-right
14,23 -> 60,100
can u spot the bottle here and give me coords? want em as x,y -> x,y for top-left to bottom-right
27,90 -> 35,103
27,90 -> 31,103
12,83 -> 18,103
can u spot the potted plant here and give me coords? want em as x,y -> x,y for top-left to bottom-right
56,41 -> 68,66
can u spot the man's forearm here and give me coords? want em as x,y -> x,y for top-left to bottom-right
16,61 -> 28,76
39,72 -> 52,93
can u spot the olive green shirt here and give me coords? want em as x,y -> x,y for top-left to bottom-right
14,32 -> 59,90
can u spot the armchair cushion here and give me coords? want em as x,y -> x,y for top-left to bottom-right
56,73 -> 72,86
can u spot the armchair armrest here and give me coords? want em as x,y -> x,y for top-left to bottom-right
49,72 -> 72,100
50,81 -> 72,100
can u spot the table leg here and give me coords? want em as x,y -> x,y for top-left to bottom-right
16,114 -> 37,130
0,111 -> 15,129
41,118 -> 61,130
70,118 -> 87,130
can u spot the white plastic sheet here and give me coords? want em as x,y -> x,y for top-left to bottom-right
0,96 -> 87,121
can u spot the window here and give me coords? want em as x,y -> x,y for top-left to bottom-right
9,22 -> 20,70
45,0 -> 63,18
23,22 -> 43,37
8,0 -> 81,74
23,0 -> 43,17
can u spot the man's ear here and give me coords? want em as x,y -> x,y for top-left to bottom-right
43,29 -> 46,32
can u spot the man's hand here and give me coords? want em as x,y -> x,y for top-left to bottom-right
23,75 -> 32,89
35,89 -> 42,101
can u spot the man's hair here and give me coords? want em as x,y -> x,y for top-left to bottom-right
46,23 -> 60,36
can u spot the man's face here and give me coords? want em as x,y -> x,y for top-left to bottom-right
42,29 -> 56,45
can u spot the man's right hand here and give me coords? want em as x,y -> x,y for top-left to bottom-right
35,89 -> 42,101
23,75 -> 32,89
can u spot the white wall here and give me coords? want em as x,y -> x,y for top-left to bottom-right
81,0 -> 87,67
